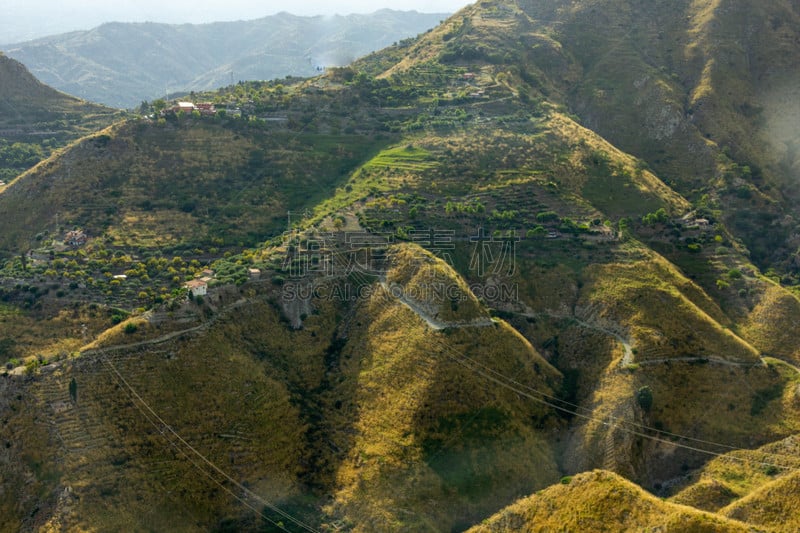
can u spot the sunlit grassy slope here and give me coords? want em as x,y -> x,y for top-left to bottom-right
466,470 -> 753,533
672,435 -> 800,513
721,469 -> 800,531
1,246 -> 569,531
324,244 -> 564,530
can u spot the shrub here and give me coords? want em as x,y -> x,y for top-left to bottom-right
536,211 -> 559,223
526,226 -> 546,238
642,208 -> 669,226
24,359 -> 40,375
123,323 -> 138,335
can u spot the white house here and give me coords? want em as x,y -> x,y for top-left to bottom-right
184,279 -> 208,297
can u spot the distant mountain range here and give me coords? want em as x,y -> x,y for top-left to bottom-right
1,9 -> 449,108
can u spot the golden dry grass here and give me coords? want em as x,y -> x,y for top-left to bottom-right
2,293 -> 315,531
467,470 -> 753,533
740,282 -> 800,364
385,243 -> 488,324
721,469 -> 800,531
581,249 -> 760,364
0,301 -> 114,364
671,434 -> 800,513
329,249 -> 563,531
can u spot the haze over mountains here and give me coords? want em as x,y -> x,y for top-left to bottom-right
0,52 -> 120,182
2,0 -> 800,531
2,10 -> 450,108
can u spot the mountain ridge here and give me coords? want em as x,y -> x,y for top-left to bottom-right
3,9 -> 450,108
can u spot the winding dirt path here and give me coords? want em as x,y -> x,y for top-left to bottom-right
379,282 -> 495,331
510,309 -> 634,365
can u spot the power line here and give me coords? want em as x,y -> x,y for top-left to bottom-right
67,228 -> 798,533
308,231 -> 800,471
101,355 -> 321,533
98,359 -> 290,531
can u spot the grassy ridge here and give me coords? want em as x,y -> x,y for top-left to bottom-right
672,434 -> 800,512
581,251 -> 760,365
1,248 -> 569,531
0,118 -> 390,254
467,470 -> 753,533
329,247 -> 563,530
721,470 -> 800,530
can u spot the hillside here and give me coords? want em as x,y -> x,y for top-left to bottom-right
358,0 -> 800,283
671,435 -> 800,514
467,470 -> 753,533
2,10 -> 449,108
0,117 -> 387,255
0,247 -> 568,531
0,53 -> 120,182
3,0 -> 800,531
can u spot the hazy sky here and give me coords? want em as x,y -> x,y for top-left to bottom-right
2,0 -> 473,43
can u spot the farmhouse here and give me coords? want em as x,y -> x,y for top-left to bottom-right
175,102 -> 196,113
184,279 -> 208,297
65,229 -> 88,247
161,102 -> 201,116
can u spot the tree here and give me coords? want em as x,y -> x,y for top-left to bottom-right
69,377 -> 77,403
636,386 -> 653,412
152,99 -> 168,114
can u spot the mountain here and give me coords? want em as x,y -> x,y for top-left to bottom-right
0,53 -> 120,182
2,0 -> 800,531
2,10 -> 449,109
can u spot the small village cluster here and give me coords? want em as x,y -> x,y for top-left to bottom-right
160,102 -> 218,116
